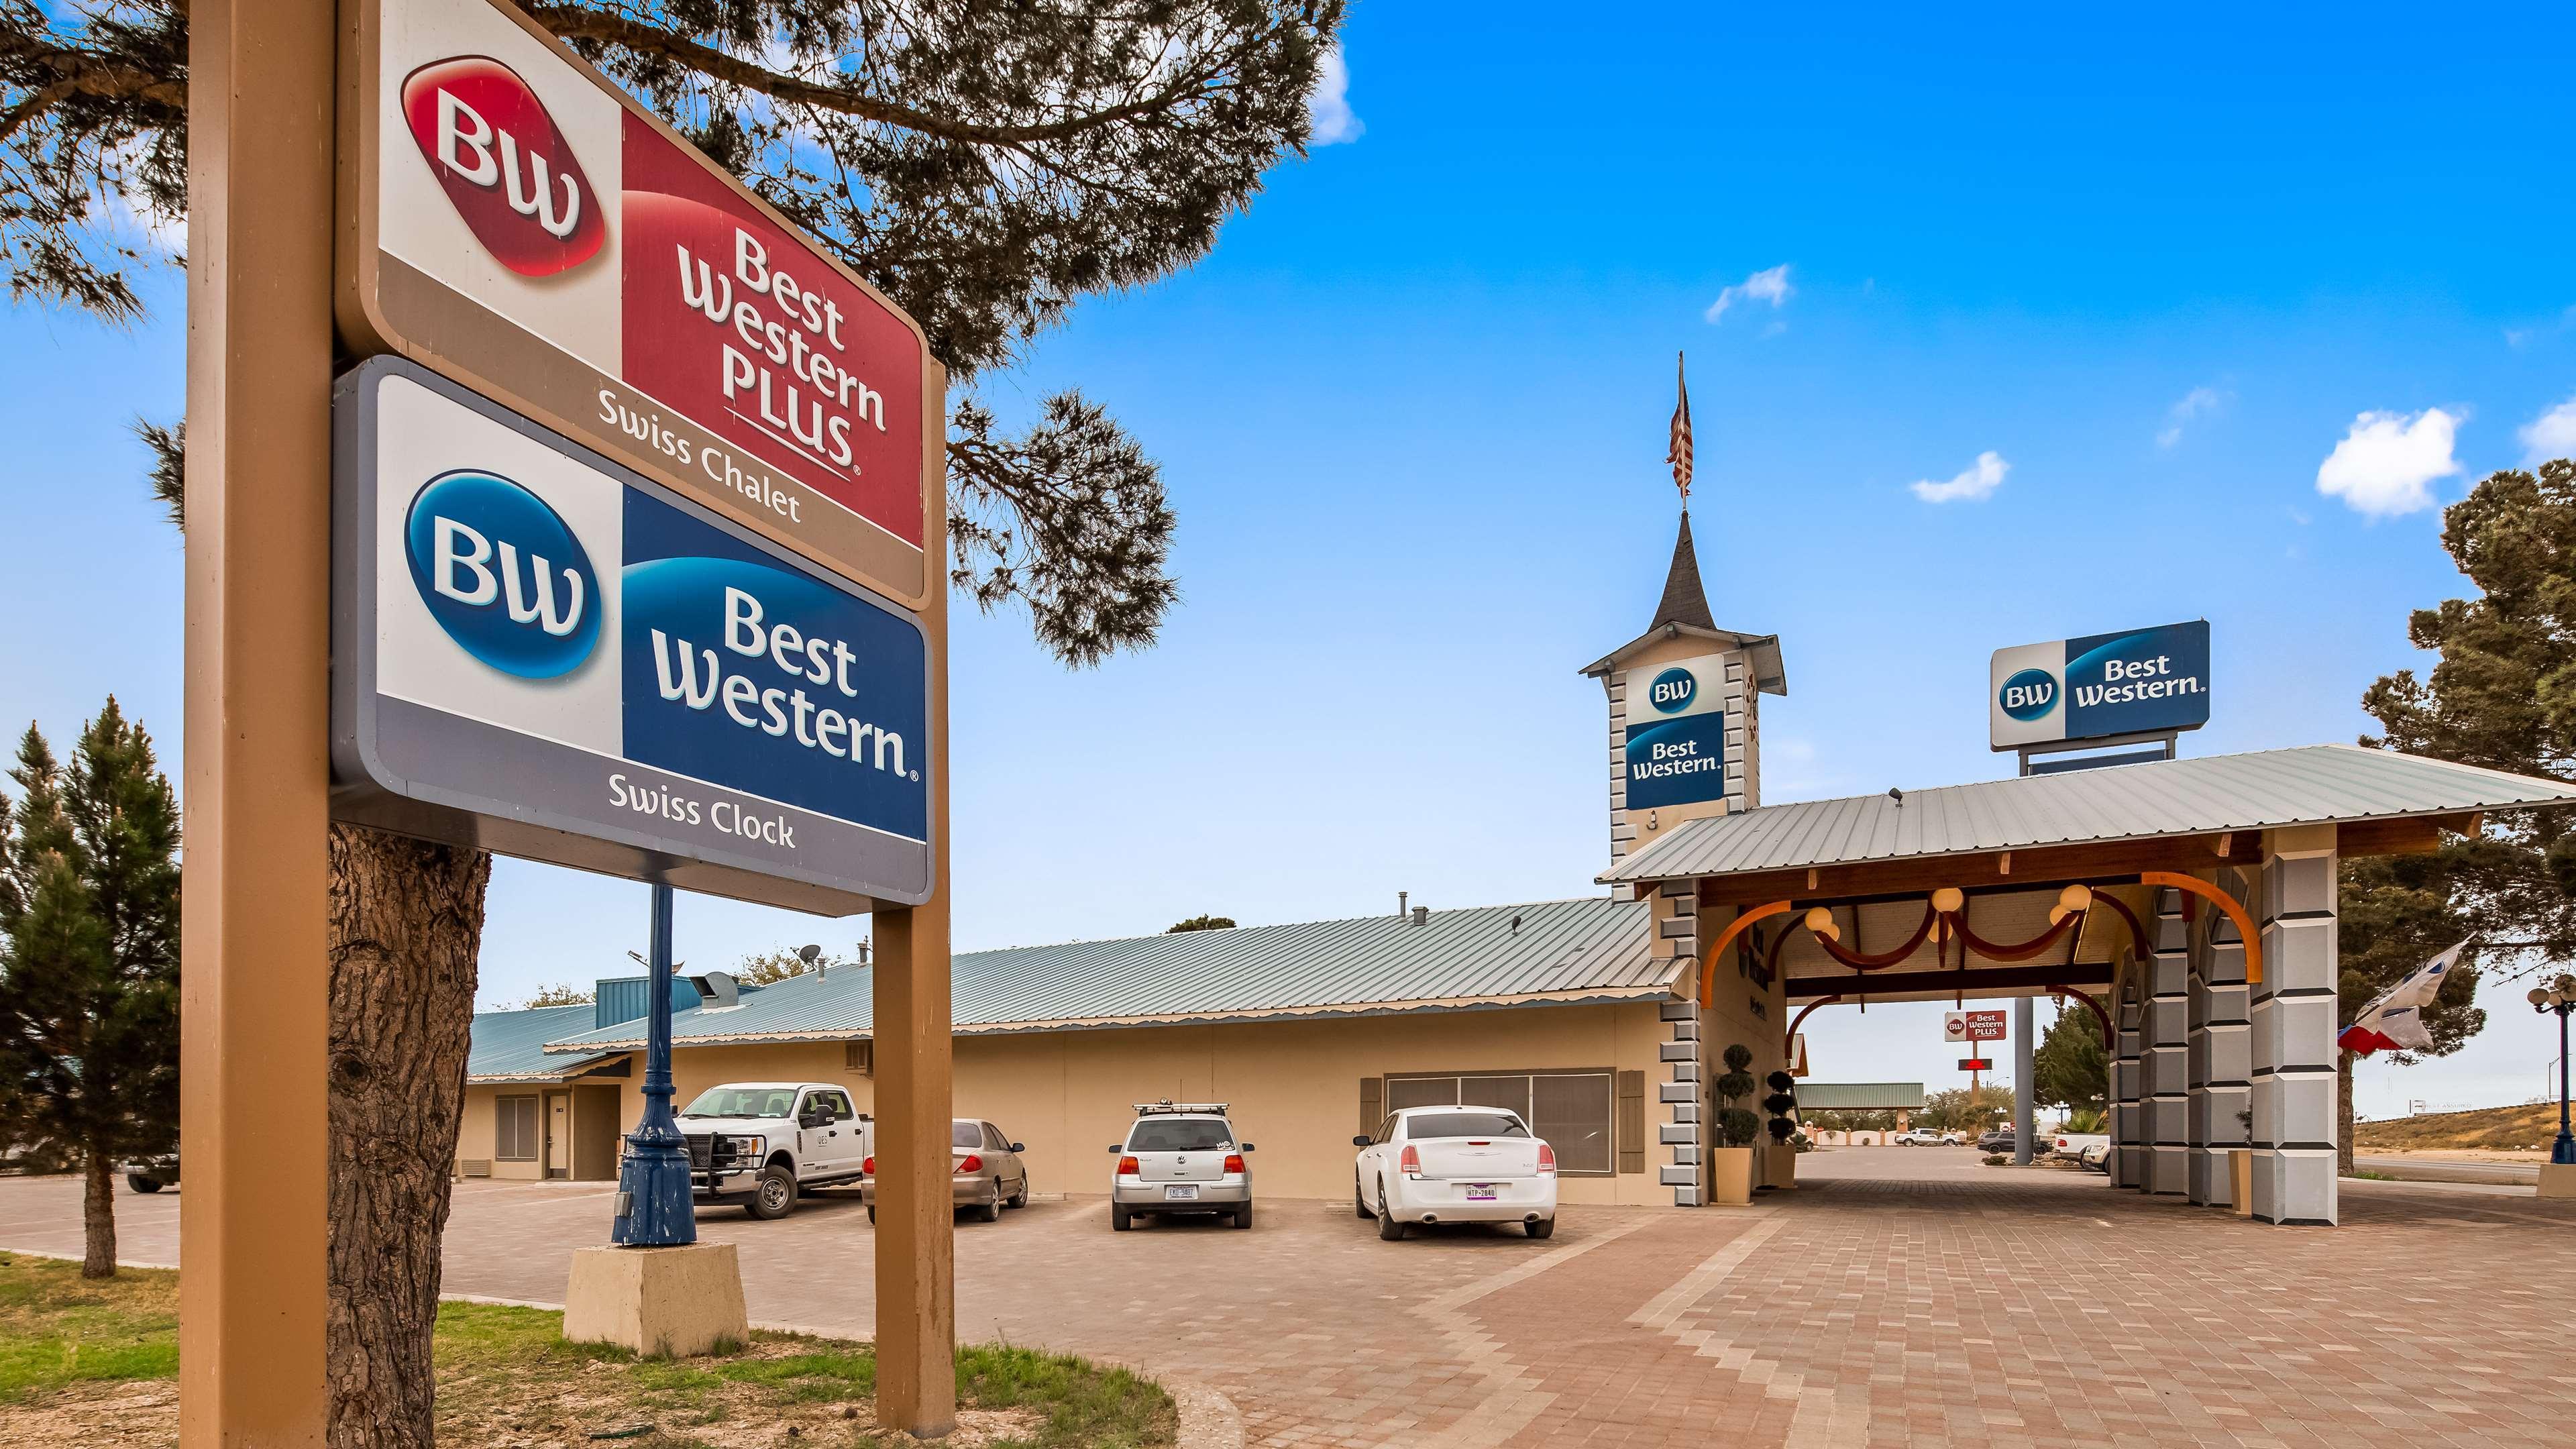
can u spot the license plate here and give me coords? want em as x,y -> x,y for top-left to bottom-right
1466,1185 -> 1497,1201
1163,1184 -> 1199,1201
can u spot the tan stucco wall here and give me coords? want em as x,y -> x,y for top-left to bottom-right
471,1000 -> 1673,1203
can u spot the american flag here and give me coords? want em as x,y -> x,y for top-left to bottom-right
1667,352 -> 1693,502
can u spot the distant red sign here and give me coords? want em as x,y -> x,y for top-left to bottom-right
1957,1058 -> 1994,1072
1943,1010 -> 2008,1043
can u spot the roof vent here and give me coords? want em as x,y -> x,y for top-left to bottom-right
1397,890 -> 1409,920
685,969 -> 740,1010
1411,906 -> 1430,928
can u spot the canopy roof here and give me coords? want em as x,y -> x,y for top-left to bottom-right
1602,744 -> 2576,897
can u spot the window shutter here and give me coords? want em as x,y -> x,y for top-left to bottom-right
1360,1076 -> 1383,1136
1617,1071 -> 1646,1174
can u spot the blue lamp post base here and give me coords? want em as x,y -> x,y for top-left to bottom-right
612,883 -> 698,1247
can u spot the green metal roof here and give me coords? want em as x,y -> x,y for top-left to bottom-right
1792,1082 -> 1927,1110
538,896 -> 1675,1053
468,1003 -> 619,1083
1603,743 -> 2576,884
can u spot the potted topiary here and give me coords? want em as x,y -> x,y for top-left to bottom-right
1709,1044 -> 1760,1205
1762,1071 -> 1801,1189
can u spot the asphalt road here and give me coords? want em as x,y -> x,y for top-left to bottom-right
2355,1154 -> 2542,1185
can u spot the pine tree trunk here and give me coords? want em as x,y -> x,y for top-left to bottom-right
325,824 -> 490,1449
81,1151 -> 117,1279
2337,1051 -> 2355,1176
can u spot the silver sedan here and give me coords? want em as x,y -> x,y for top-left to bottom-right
863,1118 -> 1030,1223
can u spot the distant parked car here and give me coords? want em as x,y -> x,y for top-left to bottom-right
1354,1106 -> 1558,1240
861,1118 -> 1029,1224
1111,1102 -> 1254,1230
120,1155 -> 180,1193
2078,1141 -> 2110,1172
1976,1130 -> 2019,1154
1892,1129 -> 1945,1146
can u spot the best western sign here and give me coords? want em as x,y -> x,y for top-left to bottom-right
1625,654 -> 1730,811
333,359 -> 932,914
343,0 -> 938,610
1988,621 -> 2211,751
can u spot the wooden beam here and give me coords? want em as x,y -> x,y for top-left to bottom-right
1695,836 -> 2234,906
1785,961 -> 2116,999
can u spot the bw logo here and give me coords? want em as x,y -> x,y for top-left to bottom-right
404,470 -> 602,679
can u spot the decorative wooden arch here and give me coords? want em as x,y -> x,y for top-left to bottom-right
2138,871 -> 2262,983
2053,984 -> 2114,1051
1699,900 -> 1792,1008
1783,994 -> 1842,1055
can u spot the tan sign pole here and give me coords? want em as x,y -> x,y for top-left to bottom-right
872,360 -> 956,1435
180,0 -> 337,1437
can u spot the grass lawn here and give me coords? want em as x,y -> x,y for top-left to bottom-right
0,1252 -> 1175,1448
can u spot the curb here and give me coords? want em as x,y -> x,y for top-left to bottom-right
446,1292 -> 1243,1448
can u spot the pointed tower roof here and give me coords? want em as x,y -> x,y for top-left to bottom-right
1577,511 -> 1786,694
1650,511 -> 1717,632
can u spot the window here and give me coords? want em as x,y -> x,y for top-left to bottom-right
845,1039 -> 873,1075
1383,1071 -> 1615,1175
982,1123 -> 1009,1152
1407,1112 -> 1530,1140
807,1090 -> 853,1121
680,1086 -> 796,1118
496,1096 -> 539,1161
1126,1119 -> 1234,1152
952,1121 -> 983,1149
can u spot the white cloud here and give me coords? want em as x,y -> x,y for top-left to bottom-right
2520,394 -> 2576,465
2315,409 -> 2463,517
2156,385 -> 2230,448
1705,264 -> 1793,324
1307,49 -> 1362,145
1909,450 -> 2008,504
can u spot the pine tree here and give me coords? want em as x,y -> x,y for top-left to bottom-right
0,700 -> 182,1279
2029,1003 -> 2108,1115
2349,458 -> 2576,1171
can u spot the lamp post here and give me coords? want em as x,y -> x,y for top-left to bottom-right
2530,974 -> 2576,1169
613,885 -> 696,1245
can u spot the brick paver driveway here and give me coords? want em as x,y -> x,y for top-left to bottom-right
5,1150 -> 2571,1448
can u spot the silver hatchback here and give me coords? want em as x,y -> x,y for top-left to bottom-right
1110,1102 -> 1254,1230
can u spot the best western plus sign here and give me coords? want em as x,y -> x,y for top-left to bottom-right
349,0 -> 938,607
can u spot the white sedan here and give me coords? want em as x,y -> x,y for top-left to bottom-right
1353,1106 -> 1557,1240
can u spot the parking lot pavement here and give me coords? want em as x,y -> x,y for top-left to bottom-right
7,1155 -> 2576,1448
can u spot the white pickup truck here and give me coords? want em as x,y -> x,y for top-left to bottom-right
2050,1132 -> 2110,1162
675,1081 -> 871,1219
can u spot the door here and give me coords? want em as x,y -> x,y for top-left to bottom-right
543,1092 -> 572,1179
801,1089 -> 860,1175
982,1122 -> 1022,1195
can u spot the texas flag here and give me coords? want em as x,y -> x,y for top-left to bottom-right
2339,943 -> 2467,1056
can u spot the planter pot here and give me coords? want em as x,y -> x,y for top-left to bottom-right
1708,1146 -> 1756,1205
1765,1143 -> 1797,1190
2229,1148 -> 2253,1216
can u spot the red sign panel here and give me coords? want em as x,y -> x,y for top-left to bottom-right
1945,1009 -> 2008,1043
354,0 -> 938,608
1957,1058 -> 1994,1072
620,123 -> 925,548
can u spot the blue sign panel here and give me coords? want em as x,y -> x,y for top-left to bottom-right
335,357 -> 931,915
1625,653 -> 1730,811
1989,620 -> 2210,751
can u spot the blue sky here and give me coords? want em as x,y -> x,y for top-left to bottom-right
6,4 -> 2575,1122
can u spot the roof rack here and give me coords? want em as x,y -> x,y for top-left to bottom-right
1132,1100 -> 1228,1116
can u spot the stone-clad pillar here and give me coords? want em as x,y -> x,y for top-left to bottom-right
1656,883 -> 1704,1206
2187,870 -> 2253,1207
2142,889 -> 2190,1195
2253,830 -> 2340,1225
2110,973 -> 2144,1189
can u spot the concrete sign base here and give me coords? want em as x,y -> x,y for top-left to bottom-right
2540,1163 -> 2576,1200
564,1242 -> 751,1358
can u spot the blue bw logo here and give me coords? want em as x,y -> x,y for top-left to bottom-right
1998,667 -> 2058,721
1648,666 -> 1699,715
404,470 -> 602,679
